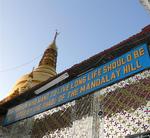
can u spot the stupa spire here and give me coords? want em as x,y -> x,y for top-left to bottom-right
8,32 -> 58,96
53,30 -> 60,43
48,30 -> 60,50
38,32 -> 58,71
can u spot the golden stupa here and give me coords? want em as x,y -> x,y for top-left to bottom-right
8,32 -> 58,96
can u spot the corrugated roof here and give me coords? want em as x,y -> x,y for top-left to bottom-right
0,25 -> 150,115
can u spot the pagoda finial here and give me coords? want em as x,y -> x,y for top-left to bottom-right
53,30 -> 60,43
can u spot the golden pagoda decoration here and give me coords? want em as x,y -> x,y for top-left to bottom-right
8,32 -> 59,96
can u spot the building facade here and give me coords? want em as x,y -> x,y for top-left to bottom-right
140,0 -> 150,13
0,25 -> 150,138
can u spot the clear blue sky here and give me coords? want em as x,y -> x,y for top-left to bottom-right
0,0 -> 149,100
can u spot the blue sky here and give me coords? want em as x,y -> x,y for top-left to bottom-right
0,0 -> 149,100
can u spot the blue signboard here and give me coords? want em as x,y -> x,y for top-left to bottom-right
3,43 -> 150,126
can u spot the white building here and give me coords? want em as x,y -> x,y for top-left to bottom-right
140,0 -> 150,13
